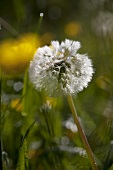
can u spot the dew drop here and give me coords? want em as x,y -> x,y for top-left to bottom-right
40,13 -> 44,17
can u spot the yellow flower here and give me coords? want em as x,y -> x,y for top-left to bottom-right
45,97 -> 57,108
0,33 -> 40,75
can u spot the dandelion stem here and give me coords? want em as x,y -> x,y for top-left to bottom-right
67,94 -> 98,170
37,13 -> 44,32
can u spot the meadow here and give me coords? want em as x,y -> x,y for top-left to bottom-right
0,0 -> 113,169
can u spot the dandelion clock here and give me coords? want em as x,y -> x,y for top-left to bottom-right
29,39 -> 94,95
29,39 -> 98,170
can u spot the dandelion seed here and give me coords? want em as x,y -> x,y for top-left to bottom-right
29,39 -> 94,95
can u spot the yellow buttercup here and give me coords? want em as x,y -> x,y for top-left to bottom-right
0,33 -> 40,75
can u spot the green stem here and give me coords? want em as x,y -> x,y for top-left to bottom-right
37,13 -> 44,32
22,70 -> 29,170
0,70 -> 3,170
17,70 -> 29,170
67,94 -> 98,170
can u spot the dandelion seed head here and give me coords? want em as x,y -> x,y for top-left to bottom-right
29,39 -> 94,95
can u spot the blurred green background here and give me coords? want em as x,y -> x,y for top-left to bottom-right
0,0 -> 113,170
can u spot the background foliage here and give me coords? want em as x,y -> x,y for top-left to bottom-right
0,0 -> 113,169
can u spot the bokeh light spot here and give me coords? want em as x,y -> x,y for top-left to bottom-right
37,0 -> 47,9
64,21 -> 81,37
7,80 -> 14,87
13,82 -> 23,92
48,6 -> 62,20
61,136 -> 70,145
